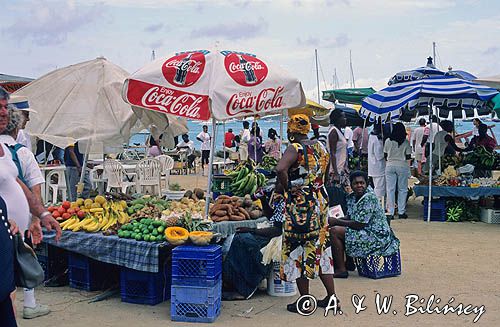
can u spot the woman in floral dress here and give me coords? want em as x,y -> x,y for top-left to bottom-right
329,170 -> 400,278
275,114 -> 337,314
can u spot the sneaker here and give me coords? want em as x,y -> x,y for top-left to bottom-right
23,304 -> 50,319
399,213 -> 408,219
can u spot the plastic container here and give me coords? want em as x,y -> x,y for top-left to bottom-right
120,262 -> 171,305
355,250 -> 402,279
172,245 -> 222,287
211,175 -> 232,194
170,279 -> 222,323
34,243 -> 67,281
423,198 -> 447,222
267,262 -> 296,297
480,208 -> 500,224
68,253 -> 119,291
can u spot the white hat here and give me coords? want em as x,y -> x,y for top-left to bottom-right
8,95 -> 38,113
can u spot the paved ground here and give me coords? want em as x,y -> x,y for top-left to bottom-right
15,194 -> 500,327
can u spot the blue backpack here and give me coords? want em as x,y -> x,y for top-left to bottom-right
5,143 -> 29,186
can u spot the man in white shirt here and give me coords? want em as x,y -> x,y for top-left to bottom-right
176,134 -> 196,168
411,118 -> 427,175
196,125 -> 211,172
0,107 -> 50,319
420,115 -> 442,151
344,126 -> 354,156
239,121 -> 251,161
9,96 -> 37,152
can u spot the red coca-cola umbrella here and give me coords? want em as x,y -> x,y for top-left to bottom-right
122,49 -> 306,215
122,49 -> 305,121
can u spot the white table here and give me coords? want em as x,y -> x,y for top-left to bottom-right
212,159 -> 235,174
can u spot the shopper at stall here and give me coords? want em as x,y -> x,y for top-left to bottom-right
0,196 -> 17,327
64,142 -> 91,201
197,125 -> 211,173
465,123 -> 497,153
0,107 -> 50,319
9,96 -> 35,152
411,118 -> 427,175
344,125 -> 354,156
472,118 -> 481,137
146,134 -> 162,157
263,128 -> 281,160
327,109 -> 349,211
248,127 -> 264,163
252,122 -> 263,143
239,121 -> 251,161
224,128 -> 235,148
368,124 -> 386,203
176,134 -> 196,169
276,114 -> 337,314
329,171 -> 400,278
352,126 -> 369,157
424,120 -> 464,173
0,92 -> 62,323
420,115 -> 442,155
384,123 -> 412,220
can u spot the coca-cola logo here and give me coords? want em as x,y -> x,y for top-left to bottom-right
226,87 -> 284,116
162,51 -> 207,88
223,51 -> 268,87
126,79 -> 210,120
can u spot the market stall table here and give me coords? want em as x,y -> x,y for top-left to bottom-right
42,230 -> 170,272
211,217 -> 267,238
413,185 -> 500,198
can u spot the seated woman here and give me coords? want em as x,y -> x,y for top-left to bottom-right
222,190 -> 284,300
329,171 -> 400,278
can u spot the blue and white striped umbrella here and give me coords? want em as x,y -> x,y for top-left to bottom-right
388,57 -> 445,85
361,75 -> 499,122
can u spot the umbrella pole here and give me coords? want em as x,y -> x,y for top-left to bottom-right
223,122 -> 226,170
437,112 -> 441,174
205,118 -> 218,219
358,118 -> 367,170
279,111 -> 284,158
253,115 -> 257,162
427,105 -> 434,223
77,139 -> 92,198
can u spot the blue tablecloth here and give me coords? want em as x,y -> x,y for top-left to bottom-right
413,185 -> 500,198
43,231 -> 169,273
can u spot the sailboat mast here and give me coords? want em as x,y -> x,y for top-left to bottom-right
315,49 -> 320,103
432,42 -> 436,67
349,50 -> 356,88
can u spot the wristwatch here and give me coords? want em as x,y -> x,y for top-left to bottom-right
40,211 -> 51,219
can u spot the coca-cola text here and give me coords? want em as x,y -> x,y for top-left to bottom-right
226,86 -> 284,116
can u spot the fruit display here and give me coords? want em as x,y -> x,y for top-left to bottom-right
225,161 -> 267,196
128,196 -> 169,220
446,199 -> 480,222
161,196 -> 206,220
165,226 -> 189,245
209,195 -> 263,222
59,196 -> 130,233
117,218 -> 167,242
189,231 -> 214,246
462,146 -> 500,170
258,155 -> 278,171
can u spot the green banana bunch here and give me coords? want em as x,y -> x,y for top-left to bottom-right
258,155 -> 278,170
227,161 -> 267,196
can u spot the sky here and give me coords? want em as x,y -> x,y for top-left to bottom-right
1,0 -> 499,106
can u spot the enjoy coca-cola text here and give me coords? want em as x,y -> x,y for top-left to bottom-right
226,86 -> 284,116
228,60 -> 264,74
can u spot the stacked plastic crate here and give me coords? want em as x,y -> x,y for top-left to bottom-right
171,245 -> 222,323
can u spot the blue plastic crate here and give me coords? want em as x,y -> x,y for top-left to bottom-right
172,245 -> 222,286
68,253 -> 119,291
423,198 -> 447,222
35,243 -> 67,281
170,279 -> 222,323
355,250 -> 401,279
120,262 -> 172,305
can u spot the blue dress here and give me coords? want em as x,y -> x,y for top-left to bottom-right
345,190 -> 400,258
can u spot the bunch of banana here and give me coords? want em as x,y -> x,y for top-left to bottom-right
258,155 -> 278,170
228,165 -> 266,196
447,205 -> 463,222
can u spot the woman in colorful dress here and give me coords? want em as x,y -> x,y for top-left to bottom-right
329,171 -> 400,278
275,114 -> 337,314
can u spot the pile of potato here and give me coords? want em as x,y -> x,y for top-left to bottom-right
209,195 -> 263,222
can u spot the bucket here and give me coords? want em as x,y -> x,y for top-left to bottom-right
267,262 -> 297,297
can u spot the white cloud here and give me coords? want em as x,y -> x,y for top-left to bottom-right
190,17 -> 268,40
2,0 -> 103,46
144,23 -> 164,33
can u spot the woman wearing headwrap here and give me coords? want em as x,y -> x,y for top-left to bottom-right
384,122 -> 411,219
275,114 -> 337,314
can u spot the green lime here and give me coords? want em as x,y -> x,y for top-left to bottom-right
161,221 -> 167,228
127,207 -> 134,215
143,235 -> 151,242
140,218 -> 148,224
131,232 -> 137,239
135,234 -> 143,241
152,220 -> 161,227
117,231 -> 123,238
152,229 -> 158,236
147,225 -> 154,231
123,231 -> 131,238
133,228 -> 140,234
157,226 -> 165,233
150,235 -> 157,242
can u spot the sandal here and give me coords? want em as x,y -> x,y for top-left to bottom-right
286,301 -> 315,315
345,257 -> 356,271
317,296 -> 342,311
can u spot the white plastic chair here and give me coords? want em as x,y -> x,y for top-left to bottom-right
89,167 -> 106,195
103,160 -> 135,194
45,169 -> 67,203
157,155 -> 174,191
135,158 -> 162,196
